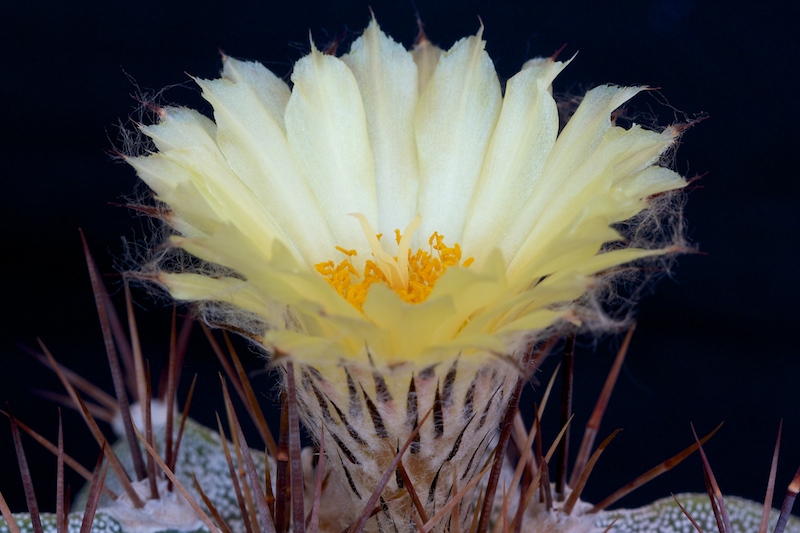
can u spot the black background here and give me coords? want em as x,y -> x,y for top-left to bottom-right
2,0 -> 799,519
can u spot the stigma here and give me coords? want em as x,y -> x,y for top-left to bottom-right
315,215 -> 474,310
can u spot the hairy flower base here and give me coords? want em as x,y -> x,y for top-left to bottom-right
290,356 -> 517,532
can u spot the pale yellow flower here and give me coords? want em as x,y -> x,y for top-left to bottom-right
127,19 -> 686,527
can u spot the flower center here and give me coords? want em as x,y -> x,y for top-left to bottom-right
315,214 -> 474,310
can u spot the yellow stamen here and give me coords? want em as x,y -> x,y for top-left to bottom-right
315,215 -> 475,310
335,246 -> 357,257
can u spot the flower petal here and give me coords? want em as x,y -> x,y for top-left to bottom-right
342,19 -> 420,246
506,94 -> 681,277
428,249 -> 507,343
126,153 -> 223,237
418,334 -> 506,362
512,195 -> 633,285
411,34 -> 443,95
362,284 -> 456,364
617,164 -> 686,199
159,272 -> 284,325
496,309 -> 566,333
265,329 -> 346,362
139,106 -> 218,153
285,46 -> 377,267
171,224 -> 360,322
138,107 -> 291,256
461,57 -> 570,268
196,77 -> 335,265
499,85 -> 643,273
221,56 -> 292,132
414,28 -> 502,248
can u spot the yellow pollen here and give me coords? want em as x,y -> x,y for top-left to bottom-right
335,246 -> 357,257
315,215 -> 475,310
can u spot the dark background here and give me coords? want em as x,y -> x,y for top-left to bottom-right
2,0 -> 799,519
